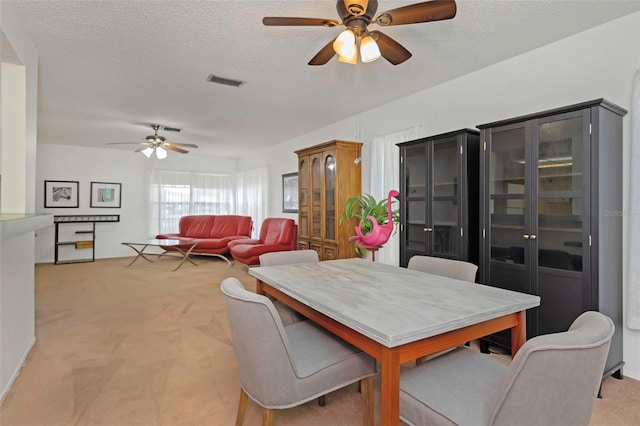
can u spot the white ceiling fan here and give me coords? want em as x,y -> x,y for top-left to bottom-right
107,124 -> 198,159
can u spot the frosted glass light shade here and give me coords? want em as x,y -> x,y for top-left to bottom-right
338,47 -> 358,64
155,146 -> 167,159
141,147 -> 154,158
360,35 -> 381,63
333,29 -> 356,57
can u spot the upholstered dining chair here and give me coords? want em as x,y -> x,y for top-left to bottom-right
399,311 -> 614,426
406,255 -> 478,282
258,249 -> 319,326
407,255 -> 478,362
221,277 -> 376,426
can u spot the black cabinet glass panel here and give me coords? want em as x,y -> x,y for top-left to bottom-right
433,141 -> 458,197
433,199 -> 458,256
489,126 -> 527,264
406,145 -> 426,197
538,117 -> 583,194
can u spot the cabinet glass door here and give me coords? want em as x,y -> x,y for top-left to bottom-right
298,158 -> 309,239
324,155 -> 336,241
405,145 -> 427,253
536,116 -> 584,272
534,113 -> 587,335
489,126 -> 528,267
311,156 -> 322,239
432,139 -> 459,257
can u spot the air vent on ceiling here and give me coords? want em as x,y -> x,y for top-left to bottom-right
206,74 -> 245,87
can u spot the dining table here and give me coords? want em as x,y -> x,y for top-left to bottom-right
249,258 -> 540,426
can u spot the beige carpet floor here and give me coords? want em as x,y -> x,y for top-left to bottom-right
0,256 -> 638,425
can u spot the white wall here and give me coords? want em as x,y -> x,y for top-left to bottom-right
239,12 -> 640,380
0,1 -> 40,401
35,144 -> 238,262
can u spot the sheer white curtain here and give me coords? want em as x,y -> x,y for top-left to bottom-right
628,69 -> 640,330
370,126 -> 425,265
236,167 -> 268,238
149,169 -> 235,236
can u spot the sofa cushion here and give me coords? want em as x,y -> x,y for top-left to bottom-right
179,215 -> 217,238
210,215 -> 252,239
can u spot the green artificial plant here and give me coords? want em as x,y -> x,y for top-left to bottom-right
340,193 -> 400,255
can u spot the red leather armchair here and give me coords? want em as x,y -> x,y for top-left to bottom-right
228,218 -> 297,266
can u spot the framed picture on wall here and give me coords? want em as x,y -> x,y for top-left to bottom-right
90,182 -> 122,208
44,180 -> 79,208
282,172 -> 298,213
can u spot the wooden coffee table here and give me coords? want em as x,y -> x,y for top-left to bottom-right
122,239 -> 201,271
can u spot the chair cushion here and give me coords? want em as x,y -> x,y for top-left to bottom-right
273,300 -> 306,326
284,320 -> 375,379
400,347 -> 506,426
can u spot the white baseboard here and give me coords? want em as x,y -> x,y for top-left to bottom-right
0,337 -> 36,404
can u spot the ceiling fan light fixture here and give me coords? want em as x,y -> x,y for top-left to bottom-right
360,35 -> 381,62
333,29 -> 356,57
141,146 -> 154,158
155,146 -> 168,160
338,47 -> 358,64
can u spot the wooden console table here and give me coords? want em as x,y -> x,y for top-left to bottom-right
54,215 -> 120,264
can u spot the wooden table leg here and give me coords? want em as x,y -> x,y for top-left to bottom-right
380,347 -> 401,426
256,280 -> 265,295
511,310 -> 527,357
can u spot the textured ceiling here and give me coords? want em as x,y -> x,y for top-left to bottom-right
8,0 -> 640,158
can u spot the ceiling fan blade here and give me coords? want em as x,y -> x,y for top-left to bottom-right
168,142 -> 199,148
106,142 -> 145,145
375,0 -> 456,26
371,31 -> 412,65
308,37 -> 338,66
165,145 -> 189,154
263,17 -> 339,27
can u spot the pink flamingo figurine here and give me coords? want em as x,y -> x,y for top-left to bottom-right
349,189 -> 400,251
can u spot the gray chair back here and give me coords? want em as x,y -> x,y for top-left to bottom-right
221,278 -> 301,408
258,249 -> 319,326
221,277 -> 376,414
489,311 -> 614,425
407,255 -> 478,282
259,249 -> 319,266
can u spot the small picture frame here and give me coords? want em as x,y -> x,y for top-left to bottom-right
282,172 -> 298,213
44,180 -> 79,208
90,182 -> 122,208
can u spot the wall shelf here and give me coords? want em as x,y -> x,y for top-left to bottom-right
53,215 -> 120,264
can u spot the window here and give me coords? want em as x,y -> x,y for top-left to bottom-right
149,170 -> 235,235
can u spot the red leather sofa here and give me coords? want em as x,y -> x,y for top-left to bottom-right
156,215 -> 252,256
228,218 -> 297,266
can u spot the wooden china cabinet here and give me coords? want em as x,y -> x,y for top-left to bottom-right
295,140 -> 363,260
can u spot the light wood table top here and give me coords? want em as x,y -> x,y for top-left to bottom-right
250,258 -> 540,426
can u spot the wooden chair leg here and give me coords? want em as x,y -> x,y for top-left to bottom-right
360,376 -> 374,426
236,388 -> 248,426
262,408 -> 275,426
318,395 -> 326,406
